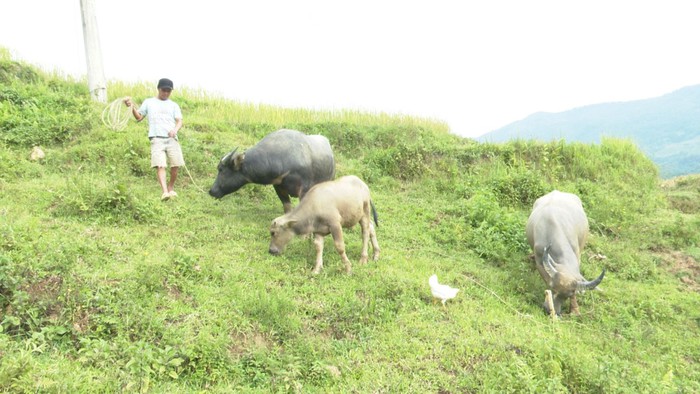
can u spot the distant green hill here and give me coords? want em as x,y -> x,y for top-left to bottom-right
478,85 -> 700,178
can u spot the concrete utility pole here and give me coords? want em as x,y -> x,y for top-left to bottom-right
80,0 -> 107,102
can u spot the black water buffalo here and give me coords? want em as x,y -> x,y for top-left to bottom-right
526,190 -> 606,316
209,129 -> 335,213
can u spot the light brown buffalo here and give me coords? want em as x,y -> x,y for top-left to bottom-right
268,175 -> 380,275
526,190 -> 605,315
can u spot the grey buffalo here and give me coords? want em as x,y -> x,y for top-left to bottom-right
209,129 -> 335,213
268,175 -> 380,275
526,190 -> 605,316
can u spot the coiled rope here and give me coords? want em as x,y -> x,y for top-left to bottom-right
100,97 -> 207,193
101,97 -> 131,131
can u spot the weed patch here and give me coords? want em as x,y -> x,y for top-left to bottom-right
51,178 -> 162,224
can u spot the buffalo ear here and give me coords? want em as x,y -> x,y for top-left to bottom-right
221,147 -> 238,164
233,152 -> 245,170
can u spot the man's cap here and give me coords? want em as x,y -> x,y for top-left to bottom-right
157,78 -> 174,90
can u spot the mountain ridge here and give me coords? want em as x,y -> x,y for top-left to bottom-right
479,85 -> 700,178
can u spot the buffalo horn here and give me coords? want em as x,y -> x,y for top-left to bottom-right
577,268 -> 606,292
541,244 -> 558,278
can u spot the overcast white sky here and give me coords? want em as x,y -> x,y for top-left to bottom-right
2,1 -> 699,138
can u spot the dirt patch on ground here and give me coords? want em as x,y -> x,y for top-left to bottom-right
23,275 -> 64,320
658,251 -> 700,292
24,275 -> 63,299
228,329 -> 274,357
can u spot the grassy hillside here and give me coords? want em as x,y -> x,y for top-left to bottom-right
1,51 -> 699,393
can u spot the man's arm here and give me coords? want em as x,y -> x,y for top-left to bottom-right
123,97 -> 144,122
169,118 -> 183,138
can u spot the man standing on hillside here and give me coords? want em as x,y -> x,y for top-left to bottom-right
124,78 -> 185,201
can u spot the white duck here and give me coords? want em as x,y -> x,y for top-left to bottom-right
429,274 -> 459,308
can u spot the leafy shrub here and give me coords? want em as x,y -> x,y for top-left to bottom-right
51,178 -> 162,224
363,144 -> 433,181
0,59 -> 93,146
438,190 -> 529,263
0,54 -> 39,84
287,122 -> 370,157
0,253 -> 19,310
488,166 -> 549,208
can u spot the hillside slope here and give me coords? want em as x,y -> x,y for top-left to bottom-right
478,85 -> 700,178
1,52 -> 699,392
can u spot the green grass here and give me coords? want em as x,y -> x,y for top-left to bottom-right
1,49 -> 699,393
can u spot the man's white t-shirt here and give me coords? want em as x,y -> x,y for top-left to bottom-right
138,98 -> 183,138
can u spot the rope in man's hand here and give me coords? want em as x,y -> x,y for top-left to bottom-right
101,96 -> 132,131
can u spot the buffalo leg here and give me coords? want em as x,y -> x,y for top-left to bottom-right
273,185 -> 293,213
362,202 -> 380,262
312,233 -> 325,275
330,224 -> 352,274
369,222 -> 380,261
570,295 -> 581,316
359,217 -> 370,265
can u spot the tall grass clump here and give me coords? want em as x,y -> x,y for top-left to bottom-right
51,177 -> 163,224
435,189 -> 530,264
